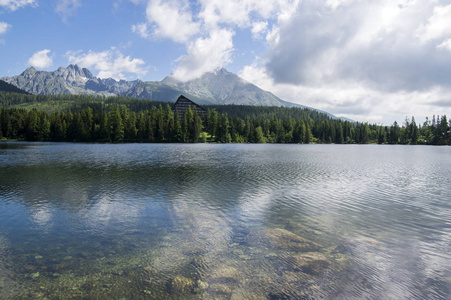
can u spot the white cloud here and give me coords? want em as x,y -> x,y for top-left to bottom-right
131,22 -> 150,39
66,48 -> 148,80
326,0 -> 353,10
198,0 -> 298,28
198,0 -> 253,28
0,0 -> 36,11
240,63 -> 451,125
0,21 -> 11,35
251,21 -> 267,39
172,28 -> 234,81
55,0 -> 81,22
144,0 -> 200,43
416,4 -> 451,44
251,0 -> 451,122
437,39 -> 451,51
134,0 -> 299,81
28,49 -> 53,68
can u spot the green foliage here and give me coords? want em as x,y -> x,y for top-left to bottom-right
200,132 -> 208,143
0,91 -> 449,145
255,126 -> 266,143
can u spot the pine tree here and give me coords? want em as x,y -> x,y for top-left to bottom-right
410,117 -> 418,145
389,121 -> 400,144
109,106 -> 124,143
53,113 -> 66,141
335,123 -> 343,144
136,111 -> 147,142
192,110 -> 202,143
173,110 -> 183,142
304,121 -> 313,144
207,109 -> 218,138
216,113 -> 230,143
40,114 -> 51,141
26,110 -> 39,141
377,127 -> 386,144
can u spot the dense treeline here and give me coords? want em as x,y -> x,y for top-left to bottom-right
0,91 -> 450,144
1,105 -> 449,145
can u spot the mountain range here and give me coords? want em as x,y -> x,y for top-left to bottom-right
2,64 -> 324,112
2,65 -> 138,97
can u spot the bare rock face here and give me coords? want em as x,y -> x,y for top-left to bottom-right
245,228 -> 321,252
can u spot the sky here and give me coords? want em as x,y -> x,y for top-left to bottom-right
1,0 -> 450,125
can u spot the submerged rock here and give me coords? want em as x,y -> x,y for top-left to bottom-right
81,280 -> 97,291
190,256 -> 207,269
281,271 -> 310,283
49,263 -> 69,272
284,252 -> 330,275
194,280 -> 209,293
267,283 -> 301,300
167,276 -> 196,294
284,220 -> 308,232
207,283 -> 232,295
245,228 -> 321,252
208,266 -> 241,284
230,289 -> 267,300
23,265 -> 38,272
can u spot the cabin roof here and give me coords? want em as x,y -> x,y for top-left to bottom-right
173,95 -> 207,112
172,95 -> 207,121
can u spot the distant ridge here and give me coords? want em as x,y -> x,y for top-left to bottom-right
1,65 -> 343,119
2,65 -> 138,96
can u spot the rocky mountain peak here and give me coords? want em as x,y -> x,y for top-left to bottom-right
1,65 -> 137,96
214,68 -> 231,76
20,66 -> 38,77
63,64 -> 94,81
158,68 -> 285,106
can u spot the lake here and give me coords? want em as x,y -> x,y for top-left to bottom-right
0,142 -> 450,299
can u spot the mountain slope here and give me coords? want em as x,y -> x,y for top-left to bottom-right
161,68 -> 297,107
122,81 -> 212,105
2,65 -> 138,96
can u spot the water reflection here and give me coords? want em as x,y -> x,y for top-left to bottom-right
0,143 -> 450,299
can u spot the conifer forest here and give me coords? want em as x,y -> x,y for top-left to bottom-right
0,92 -> 449,145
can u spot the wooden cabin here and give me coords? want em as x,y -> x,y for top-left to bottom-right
172,95 -> 207,121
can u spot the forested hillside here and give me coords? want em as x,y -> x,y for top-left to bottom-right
0,91 -> 449,145
0,80 -> 30,95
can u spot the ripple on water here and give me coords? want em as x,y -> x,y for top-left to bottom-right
0,143 -> 450,299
